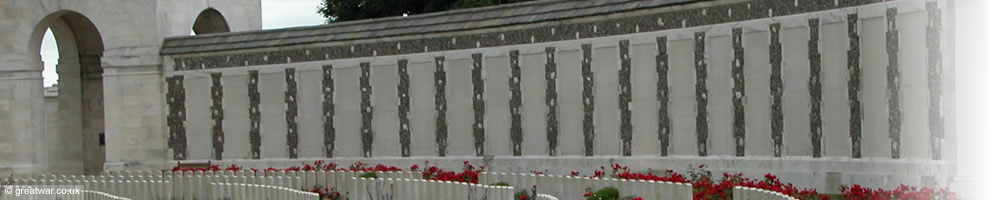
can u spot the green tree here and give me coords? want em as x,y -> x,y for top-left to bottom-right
318,0 -> 534,23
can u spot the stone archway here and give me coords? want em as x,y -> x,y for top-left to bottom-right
192,8 -> 231,35
31,11 -> 106,175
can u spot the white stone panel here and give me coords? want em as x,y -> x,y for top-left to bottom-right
821,22 -> 852,158
668,39 -> 696,156
557,49 -> 584,156
630,43 -> 659,156
707,34 -> 735,156
104,72 -> 167,164
222,73 -> 250,159
334,67 -> 363,157
184,75 -> 212,160
520,53 -> 547,156
861,17 -> 891,158
744,30 -> 773,157
409,61 -> 437,157
372,64 -> 401,157
781,27 -> 811,157
447,59 -> 475,156
898,12 -> 930,159
298,68 -> 325,158
259,71 -> 287,158
593,46 -> 621,156
484,55 -> 512,156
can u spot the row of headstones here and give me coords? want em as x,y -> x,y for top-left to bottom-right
0,185 -> 131,200
10,179 -> 167,200
479,172 -> 694,200
15,171 -> 317,200
350,177 -> 515,200
536,194 -> 560,200
19,170 -> 700,200
80,190 -> 133,200
732,186 -> 796,200
210,183 -> 319,200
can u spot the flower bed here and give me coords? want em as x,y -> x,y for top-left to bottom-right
171,161 -> 959,200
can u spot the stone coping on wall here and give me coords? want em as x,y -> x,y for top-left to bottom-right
162,0 -> 895,71
161,0 -> 698,54
105,156 -> 952,177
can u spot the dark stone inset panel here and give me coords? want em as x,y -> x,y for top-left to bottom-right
166,75 -> 187,160
618,41 -> 633,156
172,1 -> 890,70
360,63 -> 374,158
581,45 -> 596,157
322,65 -> 336,157
886,8 -> 902,159
509,51 -> 524,156
769,23 -> 784,157
398,60 -> 412,157
472,54 -> 486,157
732,28 -> 746,157
655,37 -> 670,156
927,2 -> 944,160
248,70 -> 261,159
435,57 -> 449,157
808,19 -> 823,158
210,72 -> 224,160
694,32 -> 708,157
285,68 -> 299,158
545,47 -> 559,156
848,14 -> 863,159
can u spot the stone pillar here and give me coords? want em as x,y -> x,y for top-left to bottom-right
79,56 -> 105,174
102,64 -> 169,171
54,57 -> 86,174
0,68 -> 45,175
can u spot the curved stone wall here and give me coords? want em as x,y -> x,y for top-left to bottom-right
160,0 -> 955,193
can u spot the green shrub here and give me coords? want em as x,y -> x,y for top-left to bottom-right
357,171 -> 377,179
586,187 -> 620,200
490,181 -> 511,187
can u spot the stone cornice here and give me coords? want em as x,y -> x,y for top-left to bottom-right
166,0 -> 888,71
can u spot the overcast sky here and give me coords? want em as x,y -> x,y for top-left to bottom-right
40,0 -> 327,87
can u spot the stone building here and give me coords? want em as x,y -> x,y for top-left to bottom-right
1,0 -> 965,193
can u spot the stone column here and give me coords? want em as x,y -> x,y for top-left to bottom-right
54,57 -> 85,174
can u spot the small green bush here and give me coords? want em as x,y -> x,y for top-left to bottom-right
357,171 -> 377,179
586,187 -> 620,200
490,181 -> 510,187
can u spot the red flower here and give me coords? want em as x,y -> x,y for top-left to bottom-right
584,192 -> 592,197
632,197 -> 643,200
225,164 -> 242,171
519,195 -> 528,200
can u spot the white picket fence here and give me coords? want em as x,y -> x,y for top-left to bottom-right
350,177 -> 515,200
479,172 -> 694,200
211,183 -> 319,200
733,186 -> 796,200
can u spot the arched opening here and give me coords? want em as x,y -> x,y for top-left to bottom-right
32,11 -> 105,175
192,8 -> 230,35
